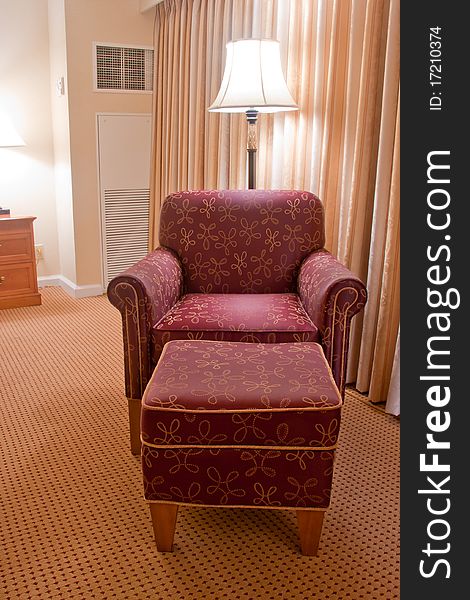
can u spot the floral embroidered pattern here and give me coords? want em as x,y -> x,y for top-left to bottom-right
285,475 -> 324,507
144,340 -> 340,410
240,449 -> 280,477
142,446 -> 334,509
140,341 -> 342,451
159,190 -> 325,294
153,293 -> 318,334
207,467 -> 246,504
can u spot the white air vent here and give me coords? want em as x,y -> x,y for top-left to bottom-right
98,114 -> 152,286
94,43 -> 154,92
103,189 -> 150,284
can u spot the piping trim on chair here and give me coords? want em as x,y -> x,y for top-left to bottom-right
145,499 -> 328,511
142,405 -> 341,414
140,441 -> 338,451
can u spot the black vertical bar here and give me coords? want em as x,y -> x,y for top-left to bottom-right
401,3 -> 467,598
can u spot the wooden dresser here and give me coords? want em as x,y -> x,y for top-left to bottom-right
0,216 -> 41,309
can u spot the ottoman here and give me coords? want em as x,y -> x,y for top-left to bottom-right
141,340 -> 342,556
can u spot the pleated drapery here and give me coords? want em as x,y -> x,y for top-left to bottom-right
149,0 -> 400,407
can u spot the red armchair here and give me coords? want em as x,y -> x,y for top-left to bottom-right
108,190 -> 367,453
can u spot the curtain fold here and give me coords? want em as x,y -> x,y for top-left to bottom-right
385,327 -> 400,415
149,0 -> 400,404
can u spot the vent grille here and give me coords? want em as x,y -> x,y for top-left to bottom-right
96,45 -> 153,92
103,189 -> 150,284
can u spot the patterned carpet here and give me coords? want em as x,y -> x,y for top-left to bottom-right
0,287 -> 399,599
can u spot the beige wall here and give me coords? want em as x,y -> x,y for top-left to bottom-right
0,0 -> 61,277
64,0 -> 155,286
48,0 -> 77,283
1,0 -> 155,289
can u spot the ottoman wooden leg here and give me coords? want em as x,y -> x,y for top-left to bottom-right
149,503 -> 179,552
127,398 -> 141,455
296,510 -> 325,556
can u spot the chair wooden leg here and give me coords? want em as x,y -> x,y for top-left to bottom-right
296,510 -> 325,556
149,503 -> 179,552
127,398 -> 141,455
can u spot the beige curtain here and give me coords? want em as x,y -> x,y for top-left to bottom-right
385,327 -> 400,415
150,0 -> 400,404
150,0 -> 280,235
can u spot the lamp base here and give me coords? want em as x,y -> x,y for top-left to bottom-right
246,109 -> 258,190
247,149 -> 256,190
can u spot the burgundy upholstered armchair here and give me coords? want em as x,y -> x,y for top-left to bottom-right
108,190 -> 367,453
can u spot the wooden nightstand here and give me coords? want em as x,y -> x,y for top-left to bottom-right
0,216 -> 41,309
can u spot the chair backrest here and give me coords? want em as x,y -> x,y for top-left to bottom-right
159,189 -> 325,293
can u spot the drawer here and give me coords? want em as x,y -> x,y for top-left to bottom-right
0,234 -> 33,263
0,263 -> 37,297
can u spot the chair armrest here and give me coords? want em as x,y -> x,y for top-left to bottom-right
107,247 -> 183,399
298,249 -> 367,395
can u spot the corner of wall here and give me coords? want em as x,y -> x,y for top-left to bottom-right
47,0 -> 78,285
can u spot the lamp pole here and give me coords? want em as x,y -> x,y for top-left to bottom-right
246,109 -> 258,189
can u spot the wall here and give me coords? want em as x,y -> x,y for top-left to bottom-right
64,0 -> 155,287
0,0 -> 61,277
48,0 -> 77,284
1,0 -> 155,291
140,0 -> 164,11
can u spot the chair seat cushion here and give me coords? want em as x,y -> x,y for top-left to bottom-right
151,293 -> 319,363
141,340 -> 341,449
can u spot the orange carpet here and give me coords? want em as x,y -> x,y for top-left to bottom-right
0,287 -> 399,599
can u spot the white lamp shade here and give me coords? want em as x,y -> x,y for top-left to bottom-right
0,112 -> 25,147
208,39 -> 298,113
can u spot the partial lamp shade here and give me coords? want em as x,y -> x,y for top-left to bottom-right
208,39 -> 298,113
0,112 -> 25,147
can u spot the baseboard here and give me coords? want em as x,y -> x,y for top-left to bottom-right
38,275 -> 104,298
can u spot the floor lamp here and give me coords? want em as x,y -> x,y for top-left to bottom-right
208,39 -> 298,189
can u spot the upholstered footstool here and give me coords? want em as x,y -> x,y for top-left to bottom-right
141,340 -> 342,556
